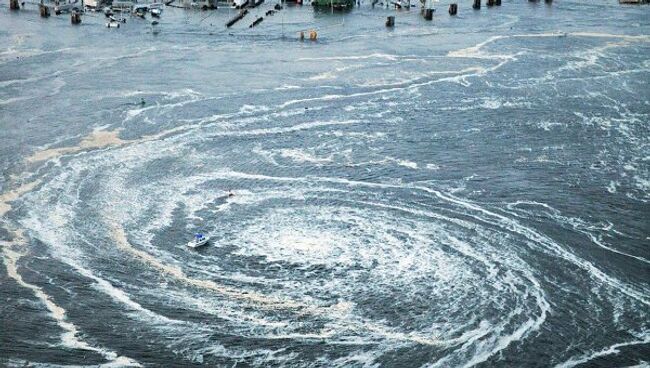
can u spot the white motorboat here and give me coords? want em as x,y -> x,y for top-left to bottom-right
187,233 -> 209,248
150,7 -> 162,16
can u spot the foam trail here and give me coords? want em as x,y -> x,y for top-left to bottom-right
108,223 -> 302,309
420,189 -> 650,306
205,119 -> 361,138
1,178 -> 138,365
109,219 -> 447,346
504,201 -> 650,265
554,336 -> 650,368
0,180 -> 41,217
0,238 -> 140,366
448,32 -> 650,60
27,130 -> 125,163
208,169 -> 649,305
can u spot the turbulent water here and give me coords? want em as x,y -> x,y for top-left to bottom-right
1,0 -> 649,366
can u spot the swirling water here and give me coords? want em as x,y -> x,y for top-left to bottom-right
0,0 -> 649,366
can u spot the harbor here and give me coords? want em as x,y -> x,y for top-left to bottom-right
3,0 -> 566,36
3,0 -> 647,38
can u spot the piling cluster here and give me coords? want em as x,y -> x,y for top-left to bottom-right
6,0 -> 558,34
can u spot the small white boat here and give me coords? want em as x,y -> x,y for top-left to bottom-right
150,7 -> 162,17
187,233 -> 209,248
106,20 -> 121,27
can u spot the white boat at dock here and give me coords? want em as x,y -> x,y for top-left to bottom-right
111,0 -> 138,11
131,2 -> 164,15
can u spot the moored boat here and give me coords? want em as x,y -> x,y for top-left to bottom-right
311,0 -> 354,9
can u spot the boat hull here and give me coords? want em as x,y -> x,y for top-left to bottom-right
311,0 -> 354,8
187,237 -> 209,248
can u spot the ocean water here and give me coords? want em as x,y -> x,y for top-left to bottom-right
0,0 -> 649,366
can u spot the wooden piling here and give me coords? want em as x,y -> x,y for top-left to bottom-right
486,0 -> 494,6
424,8 -> 433,20
386,15 -> 395,27
39,3 -> 50,16
71,10 -> 81,24
448,3 -> 457,14
249,16 -> 263,28
472,0 -> 480,9
226,9 -> 248,27
9,0 -> 20,10
495,0 -> 501,5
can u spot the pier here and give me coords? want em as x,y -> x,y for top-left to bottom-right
1,0 -> 572,32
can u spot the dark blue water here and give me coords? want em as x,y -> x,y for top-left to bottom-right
1,0 -> 649,366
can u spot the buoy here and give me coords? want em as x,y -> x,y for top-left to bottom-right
448,3 -> 457,14
386,15 -> 395,27
309,30 -> 317,41
472,0 -> 480,9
